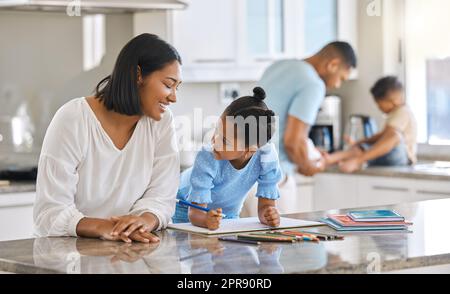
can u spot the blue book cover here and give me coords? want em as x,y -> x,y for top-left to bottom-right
348,210 -> 404,222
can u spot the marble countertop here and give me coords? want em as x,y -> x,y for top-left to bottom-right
0,181 -> 36,194
1,198 -> 450,274
323,163 -> 450,181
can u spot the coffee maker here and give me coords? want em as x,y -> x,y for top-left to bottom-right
309,96 -> 342,153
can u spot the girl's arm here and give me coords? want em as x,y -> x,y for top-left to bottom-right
258,198 -> 280,227
188,203 -> 222,230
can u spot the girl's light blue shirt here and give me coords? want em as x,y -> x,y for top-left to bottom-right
176,143 -> 283,219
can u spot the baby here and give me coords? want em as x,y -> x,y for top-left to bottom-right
326,76 -> 417,173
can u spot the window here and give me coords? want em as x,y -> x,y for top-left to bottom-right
304,0 -> 337,56
246,0 -> 285,58
426,59 -> 450,145
405,0 -> 450,145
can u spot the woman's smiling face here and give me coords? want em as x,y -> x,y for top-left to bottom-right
138,61 -> 182,121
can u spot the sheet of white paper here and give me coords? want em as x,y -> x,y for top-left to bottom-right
167,217 -> 323,235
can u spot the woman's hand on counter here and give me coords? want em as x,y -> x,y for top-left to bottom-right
75,214 -> 160,243
76,217 -> 123,242
110,213 -> 160,243
127,230 -> 159,243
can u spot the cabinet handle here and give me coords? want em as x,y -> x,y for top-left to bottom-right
372,186 -> 409,192
254,58 -> 276,62
417,190 -> 450,196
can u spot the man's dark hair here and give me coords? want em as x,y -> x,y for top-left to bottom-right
319,41 -> 357,68
95,33 -> 182,115
370,76 -> 404,100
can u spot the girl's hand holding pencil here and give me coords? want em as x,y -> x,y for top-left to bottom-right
206,208 -> 223,230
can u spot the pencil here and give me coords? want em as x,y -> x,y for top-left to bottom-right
267,231 -> 320,242
176,199 -> 227,218
219,237 -> 260,245
238,234 -> 296,243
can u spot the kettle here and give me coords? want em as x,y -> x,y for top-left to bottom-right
345,115 -> 377,146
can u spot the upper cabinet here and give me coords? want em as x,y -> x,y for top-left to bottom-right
165,0 -> 358,82
171,0 -> 237,65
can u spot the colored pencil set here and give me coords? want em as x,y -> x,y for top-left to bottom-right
232,231 -> 344,243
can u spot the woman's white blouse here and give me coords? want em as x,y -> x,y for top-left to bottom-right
34,98 -> 180,237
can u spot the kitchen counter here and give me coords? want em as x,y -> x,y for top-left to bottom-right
1,198 -> 450,274
0,181 -> 36,194
324,163 -> 450,181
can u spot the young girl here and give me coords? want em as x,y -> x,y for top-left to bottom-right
172,87 -> 283,230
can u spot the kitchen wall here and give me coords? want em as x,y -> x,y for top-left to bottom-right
0,10 -> 258,156
332,0 -> 404,129
0,11 -> 133,152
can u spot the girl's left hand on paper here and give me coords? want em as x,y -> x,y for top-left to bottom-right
261,206 -> 280,227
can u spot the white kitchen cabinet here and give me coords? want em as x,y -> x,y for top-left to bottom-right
0,192 -> 35,241
357,176 -> 413,207
170,0 -> 293,82
171,0 -> 237,66
314,173 -> 450,211
313,173 -> 358,211
293,174 -> 315,212
413,179 -> 450,202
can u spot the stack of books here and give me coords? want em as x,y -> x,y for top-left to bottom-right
321,210 -> 412,232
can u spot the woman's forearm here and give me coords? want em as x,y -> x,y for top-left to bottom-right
139,212 -> 160,231
76,217 -> 113,238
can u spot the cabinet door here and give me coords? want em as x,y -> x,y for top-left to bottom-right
0,192 -> 35,241
172,0 -> 237,65
413,180 -> 450,202
313,174 -> 358,211
293,174 -> 315,212
357,176 -> 413,207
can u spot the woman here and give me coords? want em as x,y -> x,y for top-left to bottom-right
34,34 -> 182,243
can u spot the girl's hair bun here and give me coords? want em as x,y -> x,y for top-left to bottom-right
252,87 -> 266,101
266,109 -> 275,117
